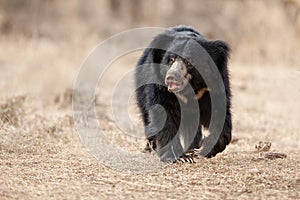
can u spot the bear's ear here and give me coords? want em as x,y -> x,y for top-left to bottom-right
200,40 -> 230,73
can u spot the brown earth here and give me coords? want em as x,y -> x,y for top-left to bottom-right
0,34 -> 299,200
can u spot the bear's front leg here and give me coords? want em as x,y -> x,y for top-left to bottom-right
143,106 -> 182,162
156,130 -> 184,162
202,111 -> 232,158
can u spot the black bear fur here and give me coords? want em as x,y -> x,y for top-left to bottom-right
135,26 -> 232,162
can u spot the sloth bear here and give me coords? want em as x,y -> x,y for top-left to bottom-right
135,26 -> 232,162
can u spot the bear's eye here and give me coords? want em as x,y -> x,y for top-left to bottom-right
169,57 -> 175,65
186,61 -> 193,68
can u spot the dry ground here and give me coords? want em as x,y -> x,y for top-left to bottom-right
0,36 -> 300,200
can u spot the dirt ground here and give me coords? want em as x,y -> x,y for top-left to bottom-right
0,35 -> 300,200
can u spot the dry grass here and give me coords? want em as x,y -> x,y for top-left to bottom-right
0,95 -> 26,126
0,35 -> 299,200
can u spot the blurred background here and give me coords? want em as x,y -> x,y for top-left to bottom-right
1,0 -> 300,64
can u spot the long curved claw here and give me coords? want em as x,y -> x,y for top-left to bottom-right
175,154 -> 196,163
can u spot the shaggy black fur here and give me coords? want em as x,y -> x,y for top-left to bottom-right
135,26 -> 232,162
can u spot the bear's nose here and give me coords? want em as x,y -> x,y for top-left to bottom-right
166,74 -> 176,82
165,72 -> 181,83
